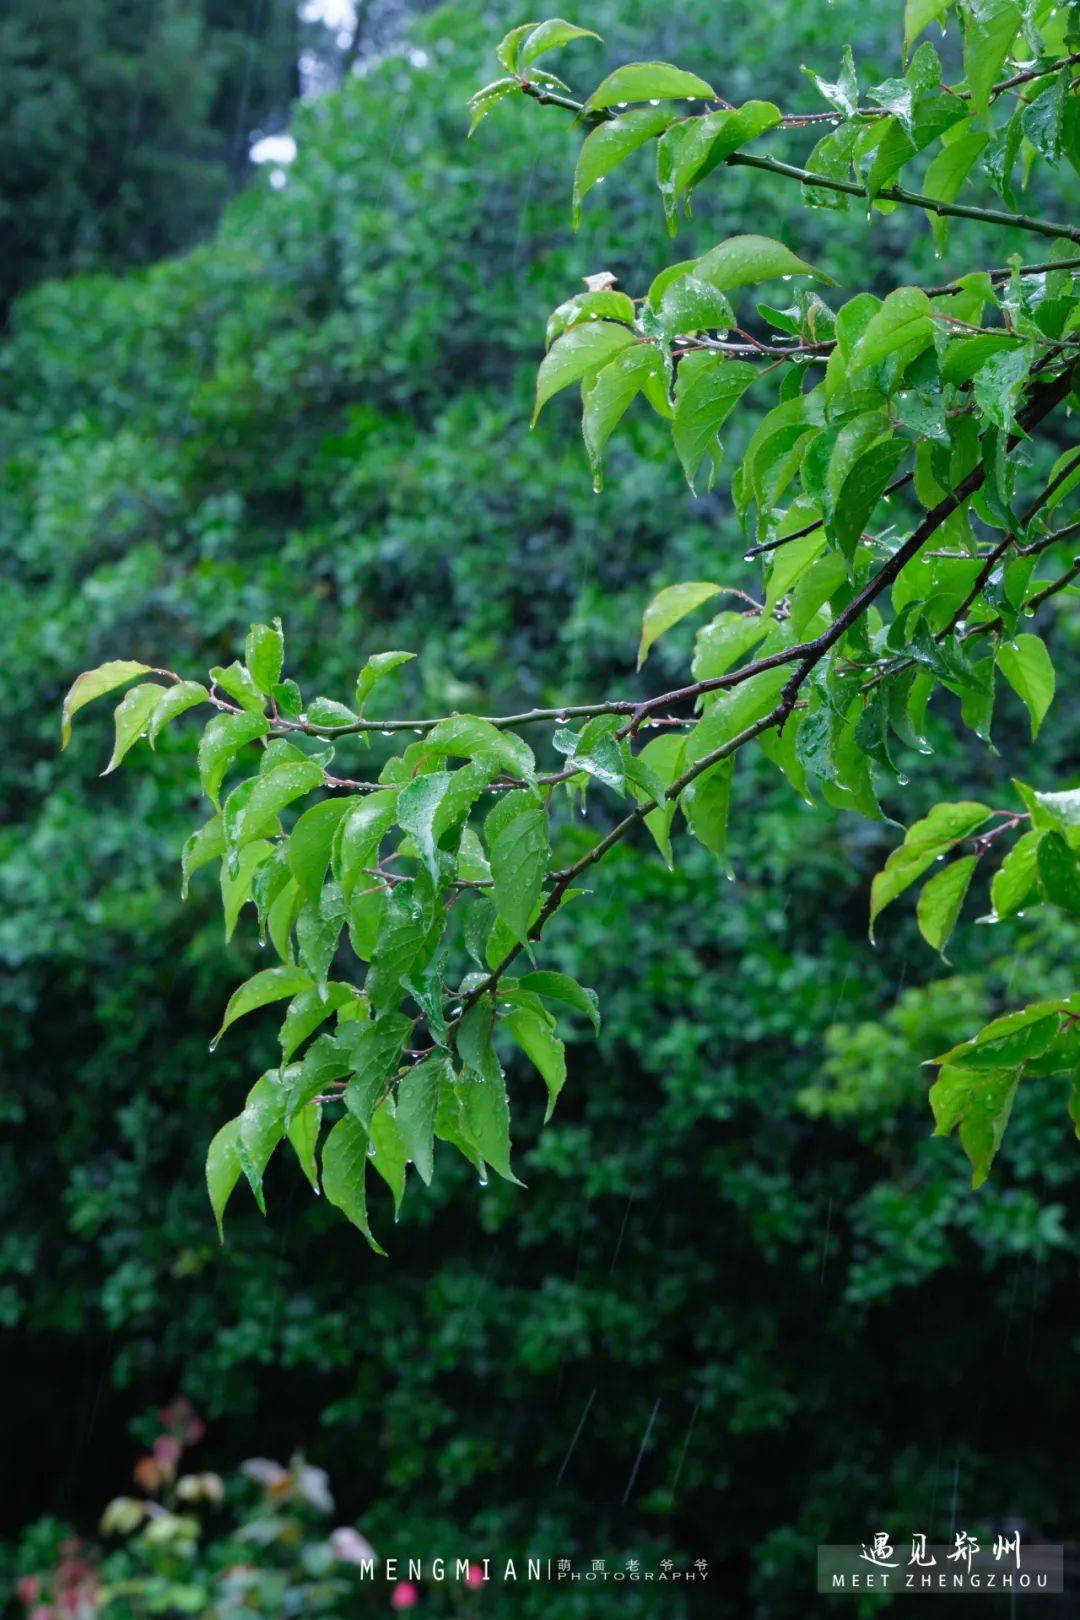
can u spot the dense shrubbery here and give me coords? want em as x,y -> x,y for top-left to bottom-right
2,1 -> 1077,1613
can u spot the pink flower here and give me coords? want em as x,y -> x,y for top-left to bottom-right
464,1564 -> 485,1588
391,1582 -> 419,1610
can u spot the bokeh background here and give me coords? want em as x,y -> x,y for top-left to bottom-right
1,0 -> 1077,1614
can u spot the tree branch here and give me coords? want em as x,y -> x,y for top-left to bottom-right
451,365 -> 1074,1022
519,82 -> 1080,245
724,152 -> 1079,244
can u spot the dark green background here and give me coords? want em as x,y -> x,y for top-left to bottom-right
1,1 -> 1077,1613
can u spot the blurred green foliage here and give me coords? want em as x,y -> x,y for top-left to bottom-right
1,1 -> 1077,1613
0,0 -> 344,308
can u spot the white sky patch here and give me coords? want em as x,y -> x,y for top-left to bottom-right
250,133 -> 298,166
301,0 -> 356,49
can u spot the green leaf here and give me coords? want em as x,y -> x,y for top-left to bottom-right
962,0 -> 1021,115
425,714 -> 535,780
637,580 -> 722,667
354,650 -> 415,712
553,713 -> 625,793
396,772 -> 456,880
147,680 -> 210,745
583,61 -> 716,114
572,106 -> 675,224
520,18 -> 600,65
288,796 -> 356,904
212,965 -> 313,1049
304,697 -> 358,728
279,982 -> 360,1063
652,275 -> 734,343
485,791 -> 549,946
495,21 -> 538,72
286,1101 -> 321,1193
322,1116 -> 386,1253
547,290 -> 636,347
295,882 -> 346,986
60,660 -> 154,749
337,791 -> 398,901
935,1002 -> 1063,1068
922,126 -> 988,251
831,436 -> 908,556
504,1006 -> 567,1120
467,76 -> 518,135
691,608 -> 769,679
582,345 -> 668,489
627,731 -> 684,866
929,1064 -> 1019,1187
973,342 -> 1036,432
990,828 -> 1041,919
395,1053 -> 447,1186
694,234 -> 834,292
198,711 -> 270,808
209,660 -> 265,714
457,1004 -> 522,1183
671,353 -> 757,494
285,1032 -> 350,1122
680,748 -> 734,866
362,882 -> 432,1010
996,634 -> 1055,739
1021,69 -> 1069,161
869,800 -> 991,936
849,286 -> 933,371
205,1118 -> 243,1242
1033,788 -> 1080,827
101,682 -> 166,773
765,523 -> 826,615
534,323 -> 637,422
517,970 -> 600,1033
340,1011 -> 412,1131
916,853 -> 977,955
904,0 -> 952,55
368,1101 -> 409,1215
1037,830 -> 1080,916
181,817 -> 225,897
268,875 -> 302,963
244,621 -> 284,694
661,101 -> 782,200
804,46 -> 859,116
225,758 -> 325,848
239,1071 -> 288,1213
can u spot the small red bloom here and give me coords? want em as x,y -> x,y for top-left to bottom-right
391,1580 -> 419,1610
